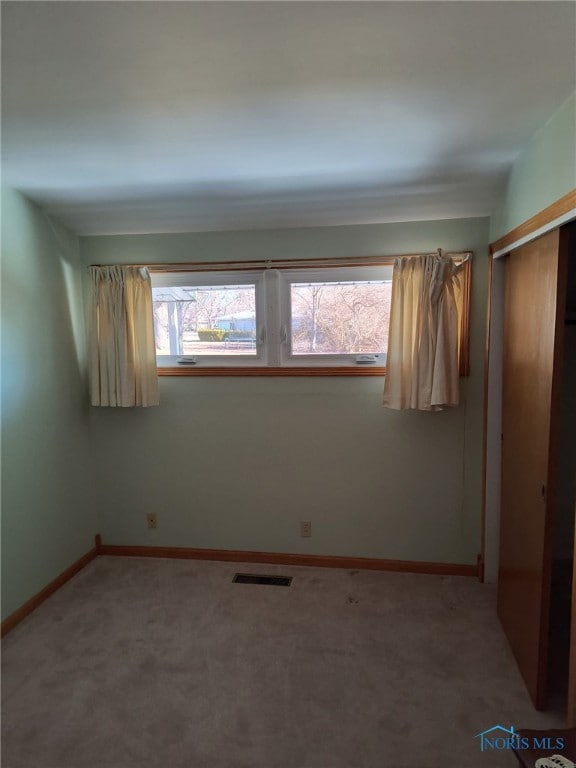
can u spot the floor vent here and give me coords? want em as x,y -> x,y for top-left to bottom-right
233,573 -> 292,587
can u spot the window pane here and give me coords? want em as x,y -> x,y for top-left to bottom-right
290,280 -> 391,355
152,284 -> 257,356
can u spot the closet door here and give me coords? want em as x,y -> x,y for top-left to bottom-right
498,229 -> 567,710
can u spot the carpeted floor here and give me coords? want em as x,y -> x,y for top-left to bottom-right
1,556 -> 564,768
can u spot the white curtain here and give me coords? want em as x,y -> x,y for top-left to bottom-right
89,266 -> 159,407
383,251 -> 470,412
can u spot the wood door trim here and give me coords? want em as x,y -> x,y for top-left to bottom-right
480,254 -> 494,583
490,189 -> 576,256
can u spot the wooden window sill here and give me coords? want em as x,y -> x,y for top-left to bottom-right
158,366 -> 387,377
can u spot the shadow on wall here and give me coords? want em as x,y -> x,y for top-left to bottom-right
1,198 -> 88,429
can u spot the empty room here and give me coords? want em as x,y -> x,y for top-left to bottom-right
2,2 -> 576,767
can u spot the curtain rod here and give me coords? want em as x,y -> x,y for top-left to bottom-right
90,252 -> 473,273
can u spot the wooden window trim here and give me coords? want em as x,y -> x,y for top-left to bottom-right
458,257 -> 472,377
158,366 -> 387,377
147,252 -> 472,377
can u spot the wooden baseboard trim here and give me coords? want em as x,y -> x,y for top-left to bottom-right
0,538 -> 477,638
99,544 -> 478,577
1,543 -> 99,638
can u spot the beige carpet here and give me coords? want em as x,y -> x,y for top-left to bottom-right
1,556 -> 563,768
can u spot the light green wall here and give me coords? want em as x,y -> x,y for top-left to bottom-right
490,90 -> 576,241
3,81 -> 572,610
1,187 -> 96,620
81,217 -> 489,565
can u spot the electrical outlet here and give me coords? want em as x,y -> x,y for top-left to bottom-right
146,513 -> 157,529
300,521 -> 312,538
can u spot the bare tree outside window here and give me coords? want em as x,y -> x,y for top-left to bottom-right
291,281 -> 391,355
151,259 -> 468,371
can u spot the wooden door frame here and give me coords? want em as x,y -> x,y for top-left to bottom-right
483,194 -> 576,585
482,253 -> 506,583
496,231 -> 567,708
481,208 -> 576,712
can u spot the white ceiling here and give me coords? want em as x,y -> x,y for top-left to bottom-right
2,1 -> 575,235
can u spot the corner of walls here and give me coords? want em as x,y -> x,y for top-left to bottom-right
490,90 -> 576,242
1,187 -> 96,620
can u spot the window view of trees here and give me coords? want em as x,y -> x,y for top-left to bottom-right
152,275 -> 392,361
291,280 -> 391,355
153,285 -> 257,355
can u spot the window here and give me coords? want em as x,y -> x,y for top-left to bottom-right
152,273 -> 262,364
277,266 -> 392,366
150,255 -> 470,376
290,282 -> 390,356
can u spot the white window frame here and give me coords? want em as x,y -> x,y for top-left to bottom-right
151,263 -> 393,370
151,270 -> 268,368
277,265 -> 393,368
149,253 -> 471,376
